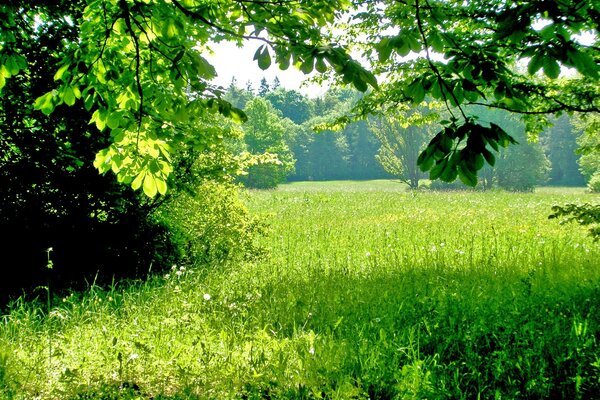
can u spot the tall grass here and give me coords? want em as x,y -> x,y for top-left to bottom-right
1,182 -> 599,399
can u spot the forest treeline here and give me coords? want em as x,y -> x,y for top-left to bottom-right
227,77 -> 587,191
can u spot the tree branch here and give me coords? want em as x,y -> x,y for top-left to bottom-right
414,0 -> 466,121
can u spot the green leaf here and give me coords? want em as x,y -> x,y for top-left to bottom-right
376,37 -> 393,62
315,57 -> 328,73
431,79 -> 442,99
33,92 -> 55,115
254,45 -> 271,70
527,51 -> 544,75
300,56 -> 314,74
4,55 -> 21,75
474,153 -> 484,170
156,178 -> 167,196
190,54 -> 216,79
90,108 -> 108,131
440,163 -> 458,182
143,174 -> 158,198
569,49 -> 598,78
63,86 -> 76,106
404,31 -> 421,52
482,148 -> 495,166
276,49 -> 291,70
358,69 -> 378,90
107,112 -> 122,129
1,64 -> 11,79
230,107 -> 247,123
132,171 -> 145,191
93,149 -> 110,174
54,64 -> 70,81
352,75 -> 368,92
405,79 -> 425,104
417,148 -> 434,172
391,36 -> 410,56
542,56 -> 560,79
430,158 -> 447,180
458,163 -> 477,186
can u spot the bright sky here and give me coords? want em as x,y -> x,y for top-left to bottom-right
205,41 -> 328,97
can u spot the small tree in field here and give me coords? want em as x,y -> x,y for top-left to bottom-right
239,97 -> 295,189
369,107 -> 437,188
495,130 -> 550,191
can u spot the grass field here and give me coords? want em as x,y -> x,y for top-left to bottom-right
1,182 -> 600,399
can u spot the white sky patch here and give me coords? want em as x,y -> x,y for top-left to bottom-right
204,41 -> 328,97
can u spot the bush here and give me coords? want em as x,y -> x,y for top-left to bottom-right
588,172 -> 600,193
495,133 -> 550,192
156,180 -> 267,265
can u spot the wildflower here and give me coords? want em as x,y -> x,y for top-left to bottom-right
203,293 -> 211,301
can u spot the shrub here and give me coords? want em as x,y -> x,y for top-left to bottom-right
587,172 -> 600,193
156,180 -> 267,265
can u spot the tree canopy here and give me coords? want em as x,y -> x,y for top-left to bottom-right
1,0 -> 598,194
345,0 -> 598,186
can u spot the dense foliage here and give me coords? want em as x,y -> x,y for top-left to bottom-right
1,0 -> 377,196
0,2 -> 270,301
3,1 -> 598,195
0,2 -> 183,302
345,0 -> 599,186
237,97 -> 295,189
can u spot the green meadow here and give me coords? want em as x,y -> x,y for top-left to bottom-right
2,182 -> 600,399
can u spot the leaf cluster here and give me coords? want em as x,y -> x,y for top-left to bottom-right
550,203 -> 600,241
417,119 -> 517,186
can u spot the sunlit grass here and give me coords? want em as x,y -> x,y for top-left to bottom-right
1,182 -> 599,399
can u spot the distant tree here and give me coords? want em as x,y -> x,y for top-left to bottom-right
224,78 -> 254,109
258,77 -> 270,97
574,114 -> 600,192
369,106 -> 438,188
308,128 -> 350,180
239,98 -> 295,188
539,115 -> 585,186
286,124 -> 315,181
272,76 -> 281,90
266,88 -> 313,124
495,131 -> 550,191
471,106 -> 550,191
343,120 -> 389,180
